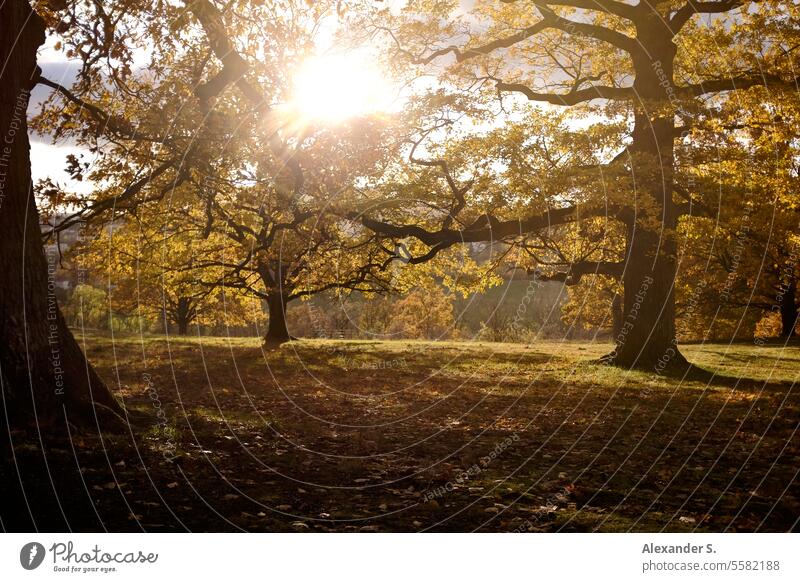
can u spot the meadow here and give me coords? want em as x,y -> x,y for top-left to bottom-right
16,334 -> 796,532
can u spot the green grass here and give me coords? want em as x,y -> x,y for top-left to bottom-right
64,333 -> 799,532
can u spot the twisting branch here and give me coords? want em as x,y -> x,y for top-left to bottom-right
534,260 -> 624,285
386,1 -> 637,66
37,76 -> 171,143
677,73 -> 798,97
534,4 -> 638,54
406,135 -> 473,229
503,0 -> 638,21
412,20 -> 553,64
493,78 -> 634,105
357,203 -> 629,249
668,1 -> 754,35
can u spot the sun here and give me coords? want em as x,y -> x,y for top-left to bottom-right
289,51 -> 394,122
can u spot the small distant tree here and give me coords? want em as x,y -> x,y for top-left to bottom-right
63,284 -> 110,330
357,296 -> 396,337
69,207 -> 260,336
388,285 -> 457,340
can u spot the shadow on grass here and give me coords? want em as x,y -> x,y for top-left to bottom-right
3,336 -> 797,532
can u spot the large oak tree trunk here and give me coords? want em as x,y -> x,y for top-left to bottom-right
1,0 -> 127,533
0,0 -> 123,428
605,22 -> 687,371
611,212 -> 684,369
264,292 -> 291,346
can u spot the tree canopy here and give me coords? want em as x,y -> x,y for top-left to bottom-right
25,0 -> 800,367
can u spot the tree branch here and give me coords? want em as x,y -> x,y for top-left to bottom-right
394,1 -> 636,66
668,1 -> 753,35
535,260 -> 624,285
37,76 -> 169,143
414,20 -> 552,64
406,136 -> 472,229
504,0 -> 638,21
185,0 -> 304,195
52,158 -> 184,233
535,4 -> 638,54
677,73 -> 798,97
494,79 -> 635,105
357,203 -> 626,249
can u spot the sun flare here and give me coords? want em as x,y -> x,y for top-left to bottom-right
289,52 -> 394,122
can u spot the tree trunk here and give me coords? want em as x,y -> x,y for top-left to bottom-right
611,292 -> 624,339
175,296 -> 192,335
0,0 -> 123,428
604,22 -> 688,371
779,279 -> 798,338
1,0 -> 128,533
264,292 -> 291,346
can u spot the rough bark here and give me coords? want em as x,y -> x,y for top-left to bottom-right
0,0 -> 124,429
177,318 -> 189,336
603,15 -> 688,370
611,292 -> 624,339
175,296 -> 193,335
0,0 -> 130,533
264,292 -> 291,346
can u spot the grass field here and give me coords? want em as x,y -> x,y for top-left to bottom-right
37,334 -> 800,531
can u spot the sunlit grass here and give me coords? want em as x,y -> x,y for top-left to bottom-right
60,332 -> 800,531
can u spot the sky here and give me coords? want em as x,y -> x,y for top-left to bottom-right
28,21 -> 401,197
30,55 -> 93,194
